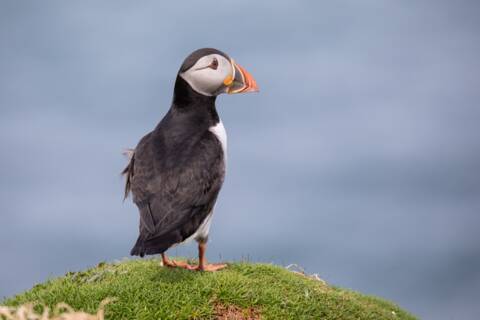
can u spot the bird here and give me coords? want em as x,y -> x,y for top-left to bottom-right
122,48 -> 258,271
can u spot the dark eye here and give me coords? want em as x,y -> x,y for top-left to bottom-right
210,58 -> 218,70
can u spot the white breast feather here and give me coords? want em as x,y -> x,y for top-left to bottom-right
209,120 -> 227,156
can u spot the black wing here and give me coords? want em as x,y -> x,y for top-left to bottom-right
127,130 -> 225,256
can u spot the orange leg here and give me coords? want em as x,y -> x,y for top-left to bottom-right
195,242 -> 227,272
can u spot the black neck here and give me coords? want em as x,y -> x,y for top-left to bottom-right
168,76 -> 219,126
173,76 -> 216,109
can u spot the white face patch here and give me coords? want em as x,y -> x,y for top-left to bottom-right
179,54 -> 233,96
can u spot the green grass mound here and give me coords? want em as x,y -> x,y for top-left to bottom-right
2,259 -> 416,319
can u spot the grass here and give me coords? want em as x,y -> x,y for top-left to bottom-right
2,259 -> 417,319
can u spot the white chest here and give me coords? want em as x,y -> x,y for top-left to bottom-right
209,120 -> 227,156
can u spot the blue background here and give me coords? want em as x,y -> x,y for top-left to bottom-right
1,1 -> 479,319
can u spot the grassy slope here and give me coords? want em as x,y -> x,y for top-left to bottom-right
3,259 -> 416,319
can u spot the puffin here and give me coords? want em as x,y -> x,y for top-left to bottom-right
122,48 -> 258,271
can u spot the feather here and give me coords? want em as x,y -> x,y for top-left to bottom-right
122,148 -> 135,160
121,149 -> 135,200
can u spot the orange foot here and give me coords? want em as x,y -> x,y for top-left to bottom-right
196,263 -> 228,272
162,258 -> 195,270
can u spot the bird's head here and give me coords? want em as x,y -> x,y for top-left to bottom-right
178,48 -> 258,97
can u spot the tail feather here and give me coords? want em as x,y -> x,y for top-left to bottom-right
130,236 -> 146,257
130,234 -> 176,257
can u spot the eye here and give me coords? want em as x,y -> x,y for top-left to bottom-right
209,58 -> 218,70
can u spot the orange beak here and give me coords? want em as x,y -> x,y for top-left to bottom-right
225,59 -> 259,94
